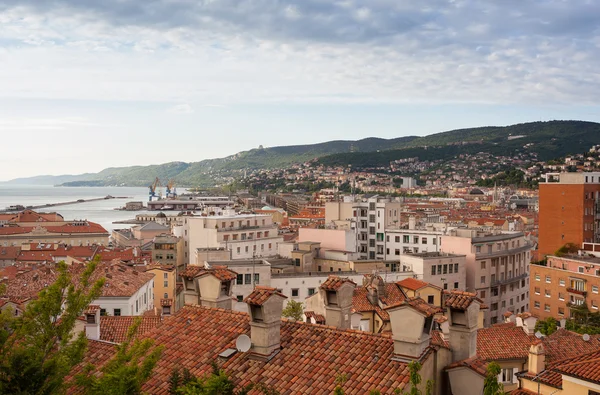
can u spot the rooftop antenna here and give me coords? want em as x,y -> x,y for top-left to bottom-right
236,334 -> 251,352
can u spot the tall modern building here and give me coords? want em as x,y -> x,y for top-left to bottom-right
441,229 -> 533,326
325,196 -> 401,260
539,172 -> 600,256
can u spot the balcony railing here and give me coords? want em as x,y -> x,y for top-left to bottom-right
491,272 -> 528,286
475,244 -> 532,259
567,287 -> 587,297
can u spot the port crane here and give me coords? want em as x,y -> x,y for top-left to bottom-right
148,177 -> 161,201
165,179 -> 178,198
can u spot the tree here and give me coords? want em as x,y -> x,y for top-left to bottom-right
281,300 -> 303,321
170,362 -> 278,395
392,361 -> 433,395
483,362 -> 505,395
75,317 -> 164,395
534,317 -> 558,336
0,259 -> 105,395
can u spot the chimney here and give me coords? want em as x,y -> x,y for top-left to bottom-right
527,340 -> 545,375
445,291 -> 480,362
408,216 -> 416,230
386,298 -> 438,358
84,306 -> 101,340
436,316 -> 450,341
196,267 -> 236,310
244,286 -> 287,358
320,276 -> 356,329
517,313 -> 537,335
366,286 -> 378,306
503,311 -> 515,323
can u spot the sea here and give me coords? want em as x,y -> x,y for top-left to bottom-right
0,185 -> 154,232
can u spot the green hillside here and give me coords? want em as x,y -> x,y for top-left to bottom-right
8,120 -> 599,187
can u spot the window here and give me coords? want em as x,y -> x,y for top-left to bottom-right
237,274 -> 243,284
559,292 -> 564,301
534,287 -> 540,295
395,236 -> 400,242
534,301 -> 540,309
236,295 -> 244,302
593,300 -> 598,309
245,273 -> 252,285
164,280 -> 168,287
437,264 -> 442,274
163,292 -> 168,299
422,238 -> 427,244
443,264 -> 448,274
236,247 -> 241,254
414,236 -> 419,244
480,290 -> 486,298
481,261 -> 486,269
559,279 -> 565,286
136,300 -> 138,313
454,282 -> 459,289
546,276 -> 551,283
295,258 -> 301,267
428,295 -> 434,304
291,288 -> 299,297
163,273 -> 168,279
100,308 -> 106,316
500,369 -> 514,384
545,304 -> 551,312
481,276 -> 486,284
579,267 -> 585,273
454,263 -> 458,273
449,264 -> 453,274
403,235 -> 410,243
254,273 -> 260,285
535,274 -> 540,281
593,285 -> 599,294
545,289 -> 551,298
431,266 -> 436,275
308,288 -> 316,296
491,303 -> 498,311
114,308 -> 121,316
444,283 -> 448,290
395,249 -> 400,256
476,246 -> 481,253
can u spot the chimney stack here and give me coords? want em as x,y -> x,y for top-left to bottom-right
527,340 -> 545,375
444,291 -> 481,362
244,286 -> 287,358
320,276 -> 356,329
386,298 -> 440,358
196,266 -> 237,310
84,305 -> 101,340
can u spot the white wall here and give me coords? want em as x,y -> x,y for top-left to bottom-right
92,279 -> 154,316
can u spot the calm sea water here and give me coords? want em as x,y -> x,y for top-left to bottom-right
0,185 -> 152,232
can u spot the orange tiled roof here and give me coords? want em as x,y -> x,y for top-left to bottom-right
476,322 -> 533,361
391,297 -> 444,317
0,246 -> 20,260
397,277 -> 435,291
445,356 -> 488,376
320,275 -> 356,291
244,286 -> 287,306
73,305 -> 424,394
352,283 -> 406,321
179,265 -> 237,281
303,311 -> 325,324
430,330 -> 450,350
84,305 -> 101,315
553,348 -> 600,385
99,316 -> 162,344
443,290 -> 484,310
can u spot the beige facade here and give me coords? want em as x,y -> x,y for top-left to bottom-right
441,229 -> 532,326
147,265 -> 177,315
400,252 -> 467,291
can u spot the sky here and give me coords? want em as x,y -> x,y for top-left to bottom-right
0,0 -> 599,181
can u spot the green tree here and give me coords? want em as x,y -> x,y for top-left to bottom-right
171,362 -> 278,395
75,317 -> 164,395
333,373 -> 348,395
393,361 -> 433,395
281,300 -> 304,321
0,260 -> 105,395
534,317 -> 558,336
483,362 -> 505,395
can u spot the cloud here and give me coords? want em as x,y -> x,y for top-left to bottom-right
167,103 -> 194,114
0,0 -> 598,106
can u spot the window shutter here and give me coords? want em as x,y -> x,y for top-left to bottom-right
512,368 -> 519,384
497,372 -> 503,383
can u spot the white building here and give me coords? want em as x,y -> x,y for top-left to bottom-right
174,213 -> 283,265
325,195 -> 401,260
384,228 -> 444,258
399,252 -> 467,291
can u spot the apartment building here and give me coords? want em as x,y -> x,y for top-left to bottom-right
174,213 -> 283,265
384,228 -> 443,258
0,210 -> 109,247
530,253 -> 600,320
146,265 -> 178,316
539,172 -> 600,256
325,195 -> 401,260
400,252 -> 467,291
441,229 -> 532,326
151,234 -> 184,271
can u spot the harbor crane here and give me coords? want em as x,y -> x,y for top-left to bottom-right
165,179 -> 178,198
148,177 -> 161,201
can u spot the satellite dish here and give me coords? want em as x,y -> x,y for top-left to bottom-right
535,331 -> 543,339
583,334 -> 591,342
236,334 -> 251,352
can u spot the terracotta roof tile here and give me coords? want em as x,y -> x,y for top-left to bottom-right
303,311 -> 325,324
320,275 -> 356,291
553,349 -> 600,385
73,305 -> 424,394
179,265 -> 237,281
352,283 -> 406,321
244,286 -> 287,306
397,278 -> 438,291
389,298 -> 444,317
445,356 -> 488,376
477,322 -> 533,361
443,290 -> 484,310
99,316 -> 162,343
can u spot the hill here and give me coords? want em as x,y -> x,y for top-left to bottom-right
7,121 -> 599,187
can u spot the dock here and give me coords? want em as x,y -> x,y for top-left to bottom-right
0,195 -> 130,213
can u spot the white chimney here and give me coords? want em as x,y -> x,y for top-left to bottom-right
245,286 -> 287,358
84,306 -> 101,340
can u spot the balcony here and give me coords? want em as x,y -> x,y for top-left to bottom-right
491,272 -> 528,286
475,244 -> 532,259
567,287 -> 587,297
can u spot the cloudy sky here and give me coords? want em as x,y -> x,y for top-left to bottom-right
0,0 -> 599,180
